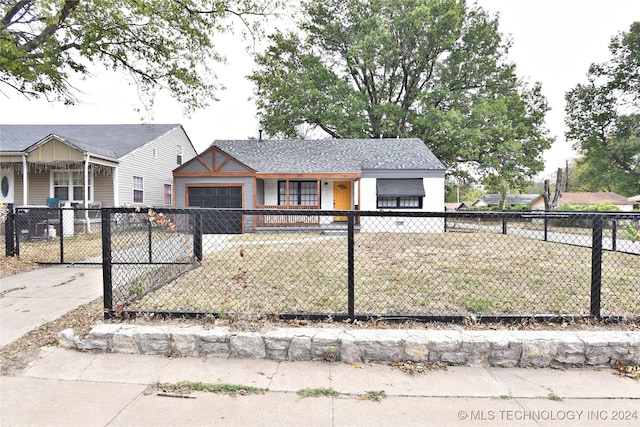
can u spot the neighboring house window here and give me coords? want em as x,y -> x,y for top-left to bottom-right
164,184 -> 172,205
376,179 -> 424,209
278,181 -> 318,206
53,171 -> 90,203
176,144 -> 183,165
133,176 -> 144,203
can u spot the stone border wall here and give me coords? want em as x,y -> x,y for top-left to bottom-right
60,324 -> 640,368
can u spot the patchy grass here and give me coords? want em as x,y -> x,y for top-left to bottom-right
151,381 -> 264,397
359,390 -> 387,402
548,392 -> 563,401
297,387 -> 340,398
128,232 -> 639,317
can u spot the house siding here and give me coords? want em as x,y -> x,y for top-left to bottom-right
360,170 -> 445,233
117,127 -> 196,207
24,172 -> 50,206
93,174 -> 115,206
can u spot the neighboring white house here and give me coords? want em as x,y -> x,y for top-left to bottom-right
173,138 -> 447,233
0,124 -> 197,208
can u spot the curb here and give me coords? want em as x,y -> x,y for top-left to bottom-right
60,324 -> 640,368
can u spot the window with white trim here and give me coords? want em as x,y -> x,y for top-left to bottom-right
164,184 -> 172,205
133,176 -> 144,203
376,179 -> 424,209
176,144 -> 183,165
53,170 -> 91,203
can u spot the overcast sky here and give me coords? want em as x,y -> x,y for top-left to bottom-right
1,0 -> 639,179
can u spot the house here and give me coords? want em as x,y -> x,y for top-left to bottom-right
530,192 -> 635,211
445,201 -> 471,211
0,124 -> 197,209
471,194 -> 540,209
173,138 -> 447,233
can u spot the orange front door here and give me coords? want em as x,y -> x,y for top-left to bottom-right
333,181 -> 351,221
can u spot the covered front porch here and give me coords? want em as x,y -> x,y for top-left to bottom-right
253,176 -> 360,229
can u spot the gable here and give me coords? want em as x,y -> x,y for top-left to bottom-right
27,137 -> 85,162
174,146 -> 254,176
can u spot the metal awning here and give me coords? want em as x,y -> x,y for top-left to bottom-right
376,179 -> 425,197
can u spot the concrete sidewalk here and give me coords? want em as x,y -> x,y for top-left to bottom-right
1,347 -> 639,426
0,265 -> 103,347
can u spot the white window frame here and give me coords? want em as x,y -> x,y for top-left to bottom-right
164,183 -> 172,205
51,170 -> 92,203
133,176 -> 144,204
176,144 -> 183,165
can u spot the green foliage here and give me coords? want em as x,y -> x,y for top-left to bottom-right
557,201 -> 621,212
0,0 -> 279,112
249,0 -> 553,185
625,223 -> 640,242
565,22 -> 640,196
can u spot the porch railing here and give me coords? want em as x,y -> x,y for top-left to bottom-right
254,204 -> 321,227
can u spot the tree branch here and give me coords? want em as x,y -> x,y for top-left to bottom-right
1,0 -> 30,30
17,0 -> 80,53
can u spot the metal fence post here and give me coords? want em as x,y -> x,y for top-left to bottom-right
590,214 -> 603,319
102,209 -> 113,319
543,217 -> 548,241
502,217 -> 507,235
611,219 -> 617,252
5,204 -> 15,257
193,212 -> 203,262
59,207 -> 64,263
347,212 -> 355,319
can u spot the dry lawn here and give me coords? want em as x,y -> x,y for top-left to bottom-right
127,232 -> 640,317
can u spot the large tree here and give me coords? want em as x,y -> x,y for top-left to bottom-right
1,0 -> 278,112
249,0 -> 553,186
565,22 -> 640,196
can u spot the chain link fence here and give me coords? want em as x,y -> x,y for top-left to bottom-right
6,206 -> 103,264
100,208 -> 640,322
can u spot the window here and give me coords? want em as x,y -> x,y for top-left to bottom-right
164,184 -> 172,205
176,144 -> 183,165
376,179 -> 424,209
152,148 -> 157,159
278,181 -> 318,206
133,176 -> 144,203
53,171 -> 90,202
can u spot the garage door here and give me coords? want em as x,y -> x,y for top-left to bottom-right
188,186 -> 243,234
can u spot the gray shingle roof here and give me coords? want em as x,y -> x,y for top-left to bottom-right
212,138 -> 447,173
0,124 -> 180,159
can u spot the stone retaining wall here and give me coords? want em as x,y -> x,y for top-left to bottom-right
60,324 -> 640,368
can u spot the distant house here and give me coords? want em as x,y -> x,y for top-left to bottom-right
173,138 -> 447,233
445,201 -> 471,211
530,192 -> 635,212
0,124 -> 197,208
629,195 -> 640,209
471,194 -> 540,209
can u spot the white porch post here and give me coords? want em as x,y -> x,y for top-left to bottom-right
21,154 -> 28,205
84,154 -> 91,232
113,166 -> 119,206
